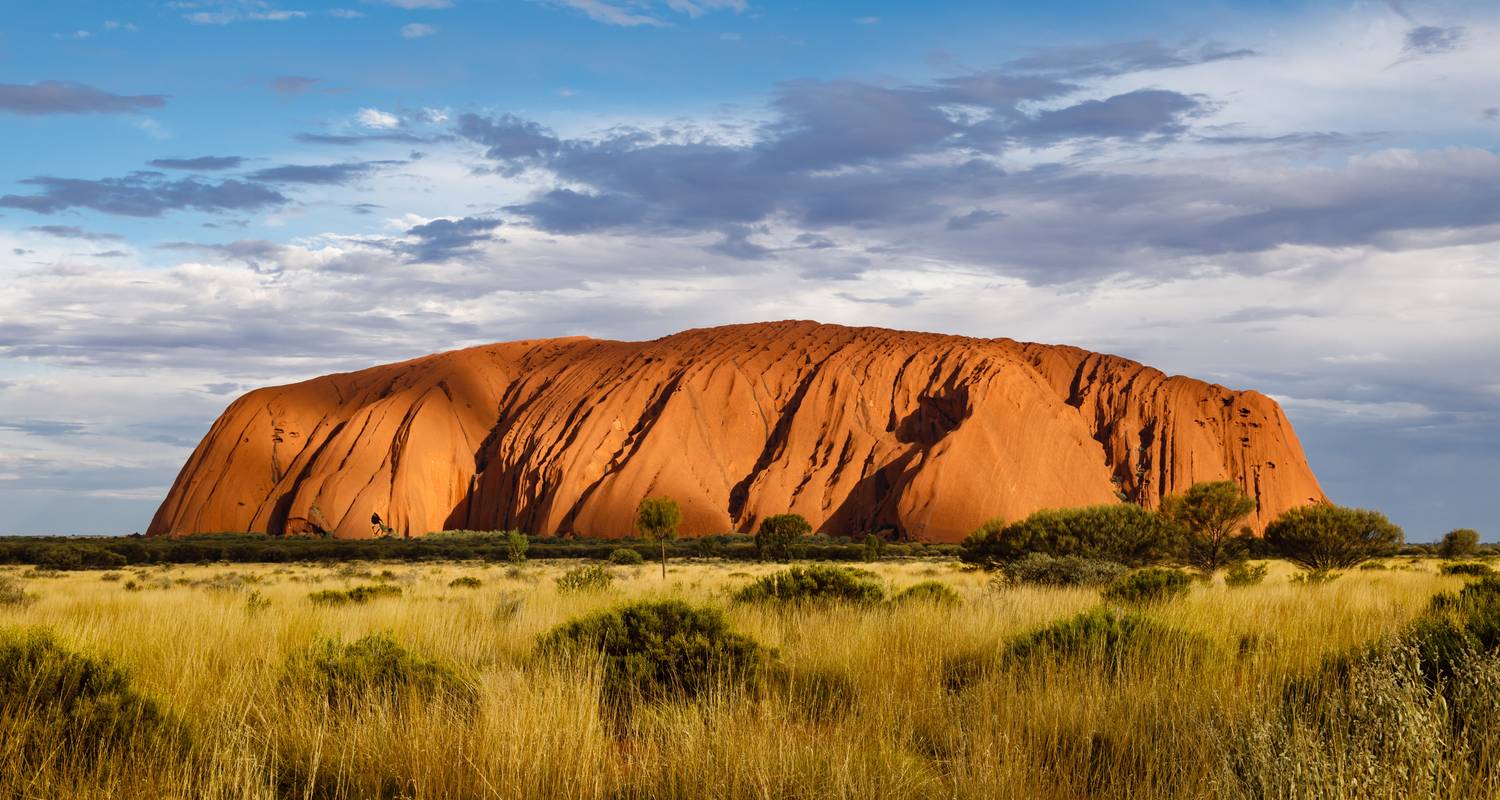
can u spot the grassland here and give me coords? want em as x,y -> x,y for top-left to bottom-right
1,557 -> 1495,799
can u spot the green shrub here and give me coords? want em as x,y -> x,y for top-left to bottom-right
732,565 -> 884,604
1102,568 -> 1192,605
1004,606 -> 1205,672
536,600 -> 772,707
1264,504 -> 1403,571
1161,480 -> 1255,574
1224,562 -> 1268,587
308,583 -> 403,605
556,564 -> 614,594
0,576 -> 34,607
862,534 -> 887,562
1439,528 -> 1481,560
608,547 -> 645,566
505,530 -> 529,564
1358,561 -> 1388,571
1440,562 -> 1493,577
960,504 -> 1182,567
1000,552 -> 1128,587
755,513 -> 811,562
284,632 -> 474,708
0,627 -> 180,761
448,576 -> 483,589
892,580 -> 961,606
1290,569 -> 1341,586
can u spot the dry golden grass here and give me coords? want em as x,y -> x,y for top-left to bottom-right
0,557 -> 1485,799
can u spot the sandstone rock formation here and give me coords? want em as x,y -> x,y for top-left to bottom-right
148,321 -> 1326,541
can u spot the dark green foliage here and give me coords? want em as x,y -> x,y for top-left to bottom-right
755,513 -> 811,562
1000,552 -> 1129,587
1439,528 -> 1481,560
862,534 -> 886,562
1161,480 -> 1255,574
505,530 -> 528,564
636,496 -> 682,578
732,565 -> 884,604
608,547 -> 645,565
1289,569 -> 1340,586
1440,562 -> 1493,577
892,580 -> 961,606
448,576 -> 483,589
1004,607 -> 1206,672
1264,504 -> 1403,570
308,583 -> 402,605
0,627 -> 180,761
1102,568 -> 1193,605
556,564 -> 614,594
1224,561 -> 1268,587
959,504 -> 1183,567
536,600 -> 771,707
284,633 -> 474,708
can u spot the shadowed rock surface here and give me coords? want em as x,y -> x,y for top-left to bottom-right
148,321 -> 1325,541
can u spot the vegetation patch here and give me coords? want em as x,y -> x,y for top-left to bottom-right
1005,607 -> 1207,672
536,600 -> 772,707
283,632 -> 475,709
999,552 -> 1130,588
1224,561 -> 1268,587
960,504 -> 1183,567
1102,568 -> 1193,605
448,576 -> 483,589
1439,562 -> 1492,577
308,584 -> 403,605
0,575 -> 35,607
891,580 -> 961,606
732,565 -> 884,604
608,547 -> 645,565
556,564 -> 614,594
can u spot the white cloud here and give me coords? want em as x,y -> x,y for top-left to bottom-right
400,22 -> 437,37
356,107 -> 402,128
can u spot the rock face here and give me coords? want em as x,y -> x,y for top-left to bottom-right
148,321 -> 1326,541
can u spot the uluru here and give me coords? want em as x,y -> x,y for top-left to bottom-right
147,321 -> 1326,541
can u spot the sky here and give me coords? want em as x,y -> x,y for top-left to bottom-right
0,0 -> 1496,540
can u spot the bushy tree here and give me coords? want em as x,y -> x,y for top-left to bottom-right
862,533 -> 886,562
635,496 -> 682,579
959,504 -> 1182,567
1264,504 -> 1403,571
505,530 -> 529,564
608,547 -> 645,565
1439,528 -> 1481,560
755,513 -> 811,562
1102,567 -> 1193,605
1000,552 -> 1129,587
1162,480 -> 1256,574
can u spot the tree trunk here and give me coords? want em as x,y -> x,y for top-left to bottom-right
660,539 -> 667,580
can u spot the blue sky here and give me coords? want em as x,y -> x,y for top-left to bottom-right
1,0 -> 1497,539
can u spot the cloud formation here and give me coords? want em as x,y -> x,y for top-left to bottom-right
148,156 -> 246,171
0,81 -> 166,115
0,174 -> 287,217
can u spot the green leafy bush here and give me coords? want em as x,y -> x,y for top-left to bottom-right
1439,528 -> 1481,560
1264,504 -> 1403,570
448,576 -> 483,589
1000,552 -> 1129,587
505,531 -> 529,564
862,534 -> 887,562
1004,607 -> 1206,672
556,564 -> 614,594
960,504 -> 1182,567
732,565 -> 884,604
755,513 -> 811,562
1290,569 -> 1340,586
1102,568 -> 1193,605
536,600 -> 772,707
1161,480 -> 1255,574
608,547 -> 645,566
1440,562 -> 1493,577
1224,561 -> 1269,587
0,627 -> 180,761
308,583 -> 403,605
284,632 -> 474,708
892,580 -> 961,606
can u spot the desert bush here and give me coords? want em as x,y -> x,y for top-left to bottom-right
284,632 -> 474,709
536,600 -> 772,707
636,496 -> 681,578
1439,528 -> 1481,559
755,513 -> 811,562
1358,560 -> 1388,570
308,583 -> 402,605
556,564 -> 614,594
1161,480 -> 1255,574
1004,606 -> 1206,672
608,547 -> 645,565
1000,552 -> 1128,587
0,627 -> 180,762
732,565 -> 884,604
448,576 -> 483,589
862,534 -> 887,562
1440,562 -> 1493,577
0,575 -> 34,607
1224,561 -> 1268,587
892,580 -> 961,606
960,504 -> 1182,567
505,530 -> 529,564
244,590 -> 271,613
1101,567 -> 1193,605
1290,569 -> 1341,586
1265,504 -> 1403,570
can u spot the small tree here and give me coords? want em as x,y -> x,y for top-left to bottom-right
635,496 -> 682,580
1161,480 -> 1256,575
1439,528 -> 1481,560
862,534 -> 886,562
505,530 -> 529,564
755,514 -> 811,562
1264,504 -> 1404,571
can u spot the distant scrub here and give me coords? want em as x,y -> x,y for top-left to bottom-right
732,565 -> 884,604
1102,568 -> 1193,605
556,564 -> 613,594
608,547 -> 645,566
284,632 -> 474,709
999,552 -> 1129,588
308,584 -> 402,605
960,504 -> 1182,567
1005,607 -> 1207,671
448,576 -> 483,589
891,580 -> 961,606
1224,562 -> 1268,587
1440,562 -> 1492,577
536,600 -> 771,707
0,576 -> 34,607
